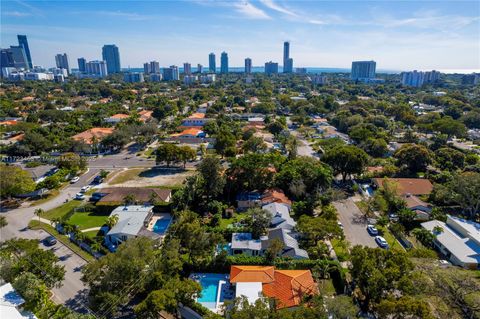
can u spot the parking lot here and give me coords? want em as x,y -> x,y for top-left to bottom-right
333,198 -> 378,248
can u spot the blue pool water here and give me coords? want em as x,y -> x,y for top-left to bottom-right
194,273 -> 229,303
153,217 -> 171,234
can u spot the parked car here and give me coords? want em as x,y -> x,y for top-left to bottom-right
367,224 -> 379,236
75,193 -> 85,200
337,221 -> 344,229
375,236 -> 389,248
80,185 -> 91,193
92,176 -> 103,184
44,235 -> 57,246
90,192 -> 107,202
70,176 -> 80,183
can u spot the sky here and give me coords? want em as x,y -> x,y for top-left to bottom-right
1,0 -> 479,72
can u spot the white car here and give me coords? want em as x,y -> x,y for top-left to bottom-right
375,236 -> 389,248
80,185 -> 91,193
70,176 -> 80,183
337,221 -> 344,229
74,193 -> 85,200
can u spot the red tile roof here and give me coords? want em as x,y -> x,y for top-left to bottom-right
262,188 -> 292,206
72,128 -> 114,145
373,178 -> 433,196
230,266 -> 318,309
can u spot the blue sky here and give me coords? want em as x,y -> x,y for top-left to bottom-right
1,0 -> 479,71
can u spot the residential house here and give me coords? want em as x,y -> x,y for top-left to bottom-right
229,266 -> 318,309
139,110 -> 153,122
263,202 -> 296,231
104,113 -> 130,124
72,127 -> 114,146
179,113 -> 211,129
372,178 -> 433,196
403,194 -> 432,220
236,192 -> 262,211
106,205 -> 161,245
0,282 -> 37,319
236,189 -> 291,211
421,215 -> 480,269
170,128 -> 208,144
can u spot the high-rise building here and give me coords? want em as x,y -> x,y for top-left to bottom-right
102,44 -> 121,74
55,53 -> 70,74
150,73 -> 163,82
209,53 -> 216,73
17,35 -> 32,69
0,49 -> 15,69
85,60 -> 108,78
184,75 -> 198,85
78,58 -> 86,73
220,52 -> 228,74
163,65 -> 179,81
283,41 -> 293,73
183,63 -> 192,75
8,46 -> 29,69
462,73 -> 480,85
197,64 -> 203,74
245,58 -> 252,74
124,72 -> 144,83
311,74 -> 328,85
265,61 -> 279,75
200,74 -> 216,83
144,61 -> 160,74
351,61 -> 376,80
401,70 -> 441,87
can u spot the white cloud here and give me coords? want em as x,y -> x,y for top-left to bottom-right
233,1 -> 271,20
2,11 -> 32,17
260,0 -> 298,17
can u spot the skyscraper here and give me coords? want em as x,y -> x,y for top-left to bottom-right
8,46 -> 28,69
197,64 -> 203,74
144,61 -> 160,74
265,61 -> 279,75
283,41 -> 293,73
183,62 -> 192,75
220,52 -> 228,74
17,35 -> 32,69
0,49 -> 14,69
401,70 -> 441,87
102,44 -> 121,74
245,58 -> 252,74
163,65 -> 179,81
78,58 -> 86,73
209,53 -> 216,73
55,53 -> 70,74
144,62 -> 152,74
85,60 -> 108,78
351,61 -> 376,80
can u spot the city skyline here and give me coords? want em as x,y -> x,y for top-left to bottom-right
1,0 -> 479,72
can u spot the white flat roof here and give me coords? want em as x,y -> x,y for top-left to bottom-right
235,282 -> 263,305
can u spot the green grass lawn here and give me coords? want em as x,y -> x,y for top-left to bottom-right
67,211 -> 108,230
42,200 -> 83,220
30,189 -> 60,206
318,279 -> 336,296
29,220 -> 93,261
377,225 -> 405,251
83,229 -> 102,239
219,212 -> 247,229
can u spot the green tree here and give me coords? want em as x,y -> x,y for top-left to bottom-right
434,147 -> 465,171
242,136 -> 267,154
34,208 -> 44,224
198,156 -> 226,200
178,145 -> 196,168
156,143 -> 180,167
0,165 -> 35,198
325,295 -> 359,319
322,145 -> 369,181
394,144 -> 432,174
246,207 -> 272,239
296,215 -> 342,248
265,238 -> 284,263
58,152 -> 87,172
106,214 -> 119,229
0,216 -> 7,229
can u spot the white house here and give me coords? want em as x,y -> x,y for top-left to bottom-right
106,205 -> 159,245
0,283 -> 37,319
421,215 -> 480,269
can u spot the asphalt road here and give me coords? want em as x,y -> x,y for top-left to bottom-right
333,198 -> 378,248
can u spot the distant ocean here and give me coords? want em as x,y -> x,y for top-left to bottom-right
122,66 -> 402,74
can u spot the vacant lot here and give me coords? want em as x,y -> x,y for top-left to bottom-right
108,167 -> 194,187
42,200 -> 83,220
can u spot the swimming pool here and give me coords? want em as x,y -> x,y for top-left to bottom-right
153,217 -> 171,234
191,273 -> 231,311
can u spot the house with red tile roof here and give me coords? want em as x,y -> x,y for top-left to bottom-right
179,113 -> 212,129
229,266 -> 318,309
104,113 -> 130,124
72,127 -> 114,145
373,178 -> 433,196
138,110 -> 153,122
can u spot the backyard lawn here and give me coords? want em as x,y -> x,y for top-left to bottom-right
219,212 -> 247,229
42,200 -> 83,220
67,211 -> 108,230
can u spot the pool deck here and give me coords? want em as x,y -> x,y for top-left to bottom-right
190,273 -> 233,314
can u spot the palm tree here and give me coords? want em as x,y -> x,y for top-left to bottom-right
62,223 -> 75,235
123,194 -> 137,206
0,216 -> 7,229
75,231 -> 87,243
106,214 -> 119,229
90,241 -> 102,253
34,208 -> 44,224
50,217 -> 62,227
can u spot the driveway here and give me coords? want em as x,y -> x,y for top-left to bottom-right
333,198 -> 377,248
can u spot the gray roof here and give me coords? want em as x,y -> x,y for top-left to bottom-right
422,215 -> 480,265
261,228 -> 309,259
231,233 -> 262,251
262,202 -> 296,230
107,205 -> 153,237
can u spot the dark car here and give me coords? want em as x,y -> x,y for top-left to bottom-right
44,235 -> 57,246
92,176 -> 104,184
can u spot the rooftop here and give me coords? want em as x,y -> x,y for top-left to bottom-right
373,178 -> 433,196
107,205 -> 154,237
98,187 -> 171,203
72,127 -> 114,145
230,266 -> 275,283
422,215 -> 480,265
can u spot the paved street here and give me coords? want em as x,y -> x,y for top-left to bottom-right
289,129 -> 317,157
333,198 -> 378,248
